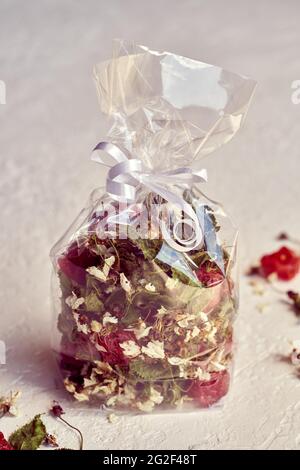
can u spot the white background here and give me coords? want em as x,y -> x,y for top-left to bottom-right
1,0 -> 300,450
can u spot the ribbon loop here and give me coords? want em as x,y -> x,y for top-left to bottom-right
91,142 -> 207,252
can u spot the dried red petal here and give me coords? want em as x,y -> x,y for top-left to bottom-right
58,241 -> 100,285
188,370 -> 230,408
260,246 -> 300,281
0,432 -> 14,450
97,330 -> 136,366
196,261 -> 224,287
50,401 -> 65,418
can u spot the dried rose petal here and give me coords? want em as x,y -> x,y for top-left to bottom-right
58,242 -> 100,285
97,331 -> 136,366
188,370 -> 230,407
0,432 -> 14,450
260,246 -> 300,281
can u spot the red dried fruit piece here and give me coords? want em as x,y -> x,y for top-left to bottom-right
188,370 -> 230,408
58,241 -> 100,285
260,246 -> 300,281
196,261 -> 224,287
0,432 -> 14,450
97,330 -> 136,366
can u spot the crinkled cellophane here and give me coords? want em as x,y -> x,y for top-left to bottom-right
50,41 -> 255,413
51,188 -> 238,413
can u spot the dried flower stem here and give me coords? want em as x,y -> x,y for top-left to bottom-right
57,415 -> 83,450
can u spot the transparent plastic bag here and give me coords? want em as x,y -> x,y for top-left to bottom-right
50,41 -> 256,413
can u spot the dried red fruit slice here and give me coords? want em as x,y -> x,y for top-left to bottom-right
260,246 -> 300,281
188,370 -> 230,408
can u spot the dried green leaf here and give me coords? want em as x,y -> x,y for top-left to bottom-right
131,237 -> 163,261
9,414 -> 46,450
130,359 -> 174,380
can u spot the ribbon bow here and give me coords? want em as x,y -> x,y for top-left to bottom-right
91,141 -> 207,252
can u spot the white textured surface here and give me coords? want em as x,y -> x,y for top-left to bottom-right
1,0 -> 300,450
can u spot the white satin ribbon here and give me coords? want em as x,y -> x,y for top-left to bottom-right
91,141 -> 207,252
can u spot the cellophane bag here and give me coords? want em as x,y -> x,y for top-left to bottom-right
50,40 -> 256,413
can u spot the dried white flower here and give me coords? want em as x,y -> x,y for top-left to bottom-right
83,376 -> 98,388
0,391 -> 21,417
142,340 -> 165,359
210,361 -> 226,371
64,378 -> 76,393
194,368 -> 211,380
86,256 -> 115,281
73,312 -> 90,335
131,322 -> 152,340
129,390 -> 162,413
157,306 -> 167,317
174,326 -> 181,335
249,279 -> 265,296
74,391 -> 89,402
120,273 -> 132,294
66,292 -> 85,310
179,365 -> 188,378
107,413 -> 119,424
90,320 -> 102,333
145,282 -> 156,292
256,302 -> 270,313
106,396 -> 118,407
203,322 -> 217,343
191,326 -> 200,337
184,330 -> 192,343
96,379 -> 117,395
184,326 -> 200,343
102,312 -> 118,326
167,356 -> 187,366
120,340 -> 141,358
177,313 -> 196,328
136,400 -> 154,413
149,387 -> 164,405
199,311 -> 208,322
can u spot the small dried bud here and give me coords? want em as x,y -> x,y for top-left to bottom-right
277,232 -> 289,241
50,401 -> 65,418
